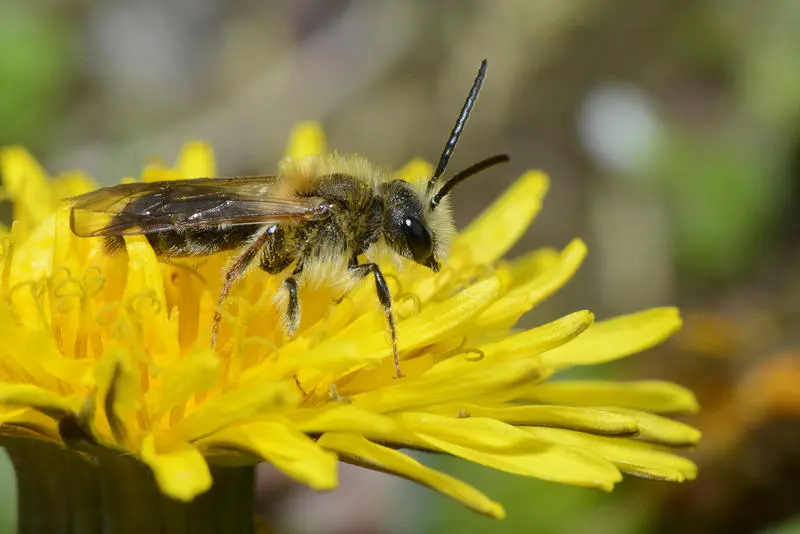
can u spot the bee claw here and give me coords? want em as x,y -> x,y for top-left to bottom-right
210,312 -> 221,348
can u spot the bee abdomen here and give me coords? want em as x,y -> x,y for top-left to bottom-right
101,225 -> 264,258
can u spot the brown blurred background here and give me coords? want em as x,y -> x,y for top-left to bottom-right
3,1 -> 800,533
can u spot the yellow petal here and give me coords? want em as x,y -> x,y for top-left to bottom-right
418,431 -> 621,491
0,383 -> 75,419
122,235 -> 166,306
453,171 -> 549,265
0,405 -> 29,426
525,427 -> 697,482
425,404 -> 640,437
602,408 -> 701,446
51,206 -> 82,280
284,122 -> 326,160
0,305 -> 82,391
394,158 -> 433,183
297,277 -> 501,371
318,433 -> 505,519
200,422 -> 337,490
0,409 -> 59,442
122,236 -> 176,360
397,412 -> 553,451
287,405 -> 401,436
428,310 -> 593,376
38,354 -> 94,390
1,147 -> 52,230
518,380 -> 700,414
351,358 -> 538,414
0,229 -> 10,290
476,239 -> 587,331
50,173 -> 96,200
141,433 -> 212,502
141,164 -> 181,183
486,310 -> 594,358
177,141 -> 217,178
147,349 -> 221,419
539,308 -> 682,368
94,348 -> 142,447
506,247 -> 561,287
173,380 -> 300,441
8,214 -> 57,327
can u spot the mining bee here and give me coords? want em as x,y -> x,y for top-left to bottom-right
69,59 -> 508,377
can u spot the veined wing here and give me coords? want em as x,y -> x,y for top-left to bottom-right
68,176 -> 328,237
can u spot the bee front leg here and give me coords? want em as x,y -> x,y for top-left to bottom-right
350,263 -> 403,379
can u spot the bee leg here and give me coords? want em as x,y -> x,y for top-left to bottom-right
211,229 -> 272,347
280,275 -> 301,337
351,263 -> 403,378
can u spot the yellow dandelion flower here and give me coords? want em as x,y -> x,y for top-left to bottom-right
0,123 -> 699,531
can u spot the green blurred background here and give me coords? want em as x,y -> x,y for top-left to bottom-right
2,1 -> 800,533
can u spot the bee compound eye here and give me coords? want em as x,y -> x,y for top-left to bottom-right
402,217 -> 433,264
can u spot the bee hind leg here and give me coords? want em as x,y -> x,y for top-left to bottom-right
211,229 -> 273,347
280,273 -> 301,338
350,263 -> 403,379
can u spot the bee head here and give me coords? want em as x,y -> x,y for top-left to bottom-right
380,180 -> 446,272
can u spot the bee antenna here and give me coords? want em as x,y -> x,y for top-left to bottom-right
431,154 -> 510,209
427,59 -> 488,195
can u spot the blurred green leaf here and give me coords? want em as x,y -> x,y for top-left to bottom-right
425,455 -> 648,534
760,515 -> 800,534
739,0 -> 800,125
659,133 -> 787,283
0,5 -> 72,147
0,449 -> 16,534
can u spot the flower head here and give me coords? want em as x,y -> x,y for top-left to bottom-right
0,123 -> 699,518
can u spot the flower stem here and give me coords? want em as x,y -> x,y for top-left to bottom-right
2,436 -> 256,534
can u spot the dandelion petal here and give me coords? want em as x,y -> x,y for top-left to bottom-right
539,308 -> 682,368
178,142 -> 217,179
318,433 -> 505,519
477,239 -> 587,330
284,122 -> 326,160
455,171 -> 549,265
352,359 -> 537,414
518,380 -> 699,414
425,404 -> 640,437
0,383 -> 74,420
288,405 -> 400,436
200,422 -> 337,490
601,408 -> 702,446
148,349 -> 221,419
141,433 -> 212,502
418,431 -> 622,491
525,427 -> 697,482
174,380 -> 300,441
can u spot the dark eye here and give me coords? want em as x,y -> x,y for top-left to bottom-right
402,217 -> 433,263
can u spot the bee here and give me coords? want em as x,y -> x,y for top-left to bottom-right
68,59 -> 508,378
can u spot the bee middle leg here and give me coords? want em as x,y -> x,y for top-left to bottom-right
350,263 -> 403,378
256,226 -> 300,337
279,265 -> 303,337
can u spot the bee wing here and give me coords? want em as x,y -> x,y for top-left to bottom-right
68,176 -> 328,237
